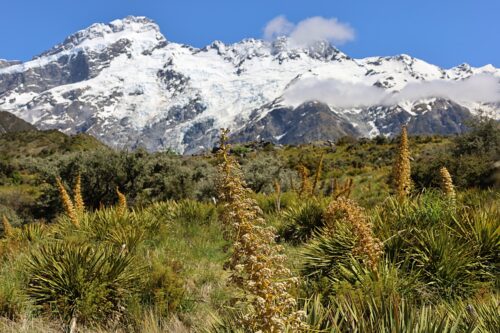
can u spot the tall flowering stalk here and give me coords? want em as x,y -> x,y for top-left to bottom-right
56,177 -> 79,227
312,153 -> 325,196
331,178 -> 354,199
216,129 -> 304,332
393,125 -> 411,200
116,187 -> 128,217
274,180 -> 282,213
73,173 -> 85,214
440,167 -> 456,203
2,215 -> 14,238
298,165 -> 312,198
324,197 -> 383,272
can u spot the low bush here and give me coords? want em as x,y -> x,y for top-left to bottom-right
25,241 -> 143,329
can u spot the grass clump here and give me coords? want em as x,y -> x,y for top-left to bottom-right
25,242 -> 142,330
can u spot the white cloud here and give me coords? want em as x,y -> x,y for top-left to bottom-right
283,74 -> 500,108
283,78 -> 386,108
263,16 -> 355,47
289,17 -> 355,47
263,15 -> 294,41
393,74 -> 500,104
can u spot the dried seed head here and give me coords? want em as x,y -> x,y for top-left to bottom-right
56,177 -> 79,227
440,167 -> 456,203
116,187 -> 127,216
298,165 -> 312,198
216,128 -> 306,332
324,197 -> 383,272
2,215 -> 14,238
74,173 -> 85,214
393,125 -> 411,200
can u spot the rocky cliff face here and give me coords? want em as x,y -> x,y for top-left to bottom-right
0,16 -> 498,153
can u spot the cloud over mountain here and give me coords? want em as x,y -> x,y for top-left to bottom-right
264,16 -> 355,47
283,74 -> 500,108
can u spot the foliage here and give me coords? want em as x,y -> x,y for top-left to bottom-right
280,198 -> 326,243
216,129 -> 305,332
413,118 -> 500,189
0,128 -> 498,332
25,241 -> 142,328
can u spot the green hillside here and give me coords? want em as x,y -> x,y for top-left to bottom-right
0,120 -> 498,332
0,129 -> 107,159
0,111 -> 35,134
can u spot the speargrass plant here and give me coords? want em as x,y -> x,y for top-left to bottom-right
393,125 -> 411,200
324,197 -> 382,272
2,215 -> 14,239
25,241 -> 142,331
298,165 -> 312,198
312,153 -> 325,196
56,177 -> 79,228
116,187 -> 128,217
440,166 -> 456,204
216,129 -> 305,332
73,173 -> 85,214
274,180 -> 282,212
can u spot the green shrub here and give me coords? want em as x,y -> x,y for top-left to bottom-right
407,228 -> 486,299
280,199 -> 326,243
372,193 -> 455,262
175,200 -> 217,225
412,118 -> 500,190
140,258 -> 185,317
301,224 -> 356,279
0,265 -> 26,320
25,241 -> 143,328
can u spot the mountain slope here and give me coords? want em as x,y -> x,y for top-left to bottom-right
0,16 -> 498,153
0,111 -> 36,134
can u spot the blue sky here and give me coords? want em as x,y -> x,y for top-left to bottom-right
1,0 -> 498,68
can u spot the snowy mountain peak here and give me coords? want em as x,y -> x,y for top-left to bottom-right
203,37 -> 346,65
0,16 -> 498,154
37,15 -> 165,59
270,36 -> 345,61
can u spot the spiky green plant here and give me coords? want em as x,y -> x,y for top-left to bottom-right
408,228 -> 486,299
281,199 -> 326,243
25,242 -> 143,329
175,199 -> 217,225
451,205 -> 500,268
301,225 -> 356,279
18,223 -> 48,243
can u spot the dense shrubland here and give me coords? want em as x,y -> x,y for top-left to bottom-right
0,119 -> 498,332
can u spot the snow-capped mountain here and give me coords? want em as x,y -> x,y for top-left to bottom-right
0,16 -> 498,153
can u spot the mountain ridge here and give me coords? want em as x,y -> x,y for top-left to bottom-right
0,16 -> 498,154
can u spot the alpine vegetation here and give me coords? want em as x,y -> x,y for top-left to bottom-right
56,177 -> 80,227
440,166 -> 456,203
215,129 -> 305,332
323,197 -> 383,272
0,117 -> 498,332
393,125 -> 412,200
